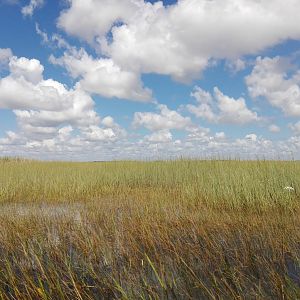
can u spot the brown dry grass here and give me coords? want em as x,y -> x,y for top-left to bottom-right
0,158 -> 299,299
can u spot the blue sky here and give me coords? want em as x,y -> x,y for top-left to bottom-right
0,0 -> 300,160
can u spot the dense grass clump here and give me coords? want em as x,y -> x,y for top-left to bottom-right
0,159 -> 299,299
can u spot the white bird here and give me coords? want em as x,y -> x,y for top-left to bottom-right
284,186 -> 295,191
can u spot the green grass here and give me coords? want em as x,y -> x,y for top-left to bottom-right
0,158 -> 299,299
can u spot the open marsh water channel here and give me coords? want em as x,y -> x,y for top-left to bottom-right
0,202 -> 86,221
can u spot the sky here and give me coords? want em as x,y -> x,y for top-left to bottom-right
0,0 -> 300,161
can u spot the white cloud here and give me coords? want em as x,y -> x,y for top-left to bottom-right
246,56 -> 300,117
191,86 -> 213,104
0,48 -> 12,69
289,121 -> 300,136
35,23 -> 49,44
0,53 -> 128,151
9,56 -> 44,84
187,86 -> 216,122
57,126 -> 73,142
0,131 -> 19,145
286,136 -> 300,156
231,133 -> 276,157
101,116 -> 114,128
54,0 -> 300,107
1,122 -> 298,161
186,126 -> 211,143
12,87 -> 99,128
215,132 -> 226,140
2,2 -> 300,160
187,86 -> 259,124
268,124 -> 280,133
0,57 -> 97,123
214,87 -> 259,124
82,126 -> 116,142
21,0 -> 44,17
145,130 -> 173,143
225,58 -> 247,73
187,102 -> 216,122
50,48 -> 152,102
133,104 -> 192,131
245,133 -> 257,142
58,0 -> 140,44
58,0 -> 300,82
35,23 -> 73,50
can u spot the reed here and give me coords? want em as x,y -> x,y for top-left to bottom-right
0,158 -> 299,299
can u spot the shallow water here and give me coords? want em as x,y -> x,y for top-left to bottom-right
0,202 -> 86,221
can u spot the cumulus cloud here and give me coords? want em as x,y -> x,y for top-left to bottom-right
187,86 -> 216,122
58,0 -> 140,44
0,48 -> 13,69
52,0 -> 300,110
0,57 -> 96,125
268,124 -> 280,133
133,104 -> 192,131
186,126 -> 211,142
9,56 -> 44,84
21,0 -> 44,17
36,23 -> 73,50
81,116 -> 126,142
187,86 -> 259,124
0,116 -> 297,160
0,131 -> 19,145
2,1 -> 300,160
214,88 -> 260,124
225,58 -> 247,73
145,130 -> 173,143
215,132 -> 226,140
58,0 -> 300,82
246,56 -> 300,117
81,126 -> 116,142
50,48 -> 152,102
289,121 -> 300,136
232,133 -> 275,156
0,53 -> 126,150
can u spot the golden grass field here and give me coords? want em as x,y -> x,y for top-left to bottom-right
0,158 -> 300,299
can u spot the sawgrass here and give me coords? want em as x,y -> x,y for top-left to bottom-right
0,158 -> 299,299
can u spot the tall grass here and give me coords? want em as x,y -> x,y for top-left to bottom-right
0,158 -> 299,299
